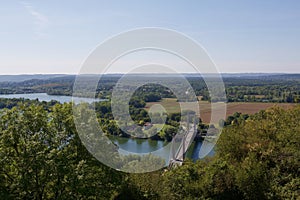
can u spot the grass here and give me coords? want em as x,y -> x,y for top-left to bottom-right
145,98 -> 297,123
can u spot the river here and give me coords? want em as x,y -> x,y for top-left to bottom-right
0,93 -> 106,104
0,93 -> 214,161
110,136 -> 215,162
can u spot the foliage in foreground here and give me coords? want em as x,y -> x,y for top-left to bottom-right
161,106 -> 300,199
0,103 -> 299,199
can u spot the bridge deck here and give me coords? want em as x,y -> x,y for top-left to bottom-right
169,124 -> 197,167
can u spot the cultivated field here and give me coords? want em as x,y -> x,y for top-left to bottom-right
145,98 -> 297,123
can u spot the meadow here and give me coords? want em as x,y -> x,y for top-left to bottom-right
145,98 -> 296,123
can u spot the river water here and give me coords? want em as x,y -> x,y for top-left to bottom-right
0,93 -> 106,104
0,93 -> 215,161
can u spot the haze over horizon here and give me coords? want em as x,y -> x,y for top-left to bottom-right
1,71 -> 300,76
1,1 -> 300,74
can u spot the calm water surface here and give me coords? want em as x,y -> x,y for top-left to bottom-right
110,136 -> 215,162
0,93 -> 105,104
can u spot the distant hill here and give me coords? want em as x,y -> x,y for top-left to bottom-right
0,73 -> 299,83
264,73 -> 300,80
0,74 -> 71,83
0,73 -> 299,103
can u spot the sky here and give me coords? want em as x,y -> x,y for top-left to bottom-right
0,0 -> 300,74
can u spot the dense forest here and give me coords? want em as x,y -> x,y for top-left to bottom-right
1,74 -> 300,103
0,99 -> 299,199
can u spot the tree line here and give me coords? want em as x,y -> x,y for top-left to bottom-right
1,74 -> 300,103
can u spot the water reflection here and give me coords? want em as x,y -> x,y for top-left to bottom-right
109,136 -> 215,162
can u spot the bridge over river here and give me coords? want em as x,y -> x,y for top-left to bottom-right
169,117 -> 197,167
168,114 -> 219,168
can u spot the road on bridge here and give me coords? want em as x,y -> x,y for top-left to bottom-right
169,124 -> 197,167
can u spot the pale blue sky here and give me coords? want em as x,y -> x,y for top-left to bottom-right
1,0 -> 300,74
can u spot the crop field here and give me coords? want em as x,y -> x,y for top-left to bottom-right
145,98 -> 297,123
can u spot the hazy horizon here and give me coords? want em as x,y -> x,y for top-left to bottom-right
1,72 -> 300,76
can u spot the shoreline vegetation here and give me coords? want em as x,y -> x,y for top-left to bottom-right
0,96 -> 297,141
0,73 -> 299,103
